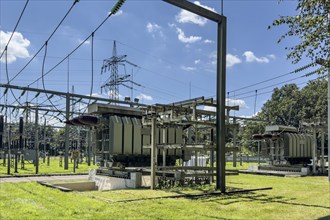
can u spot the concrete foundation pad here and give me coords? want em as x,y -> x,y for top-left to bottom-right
88,169 -> 143,190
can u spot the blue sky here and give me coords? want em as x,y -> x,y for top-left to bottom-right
0,0 -> 322,125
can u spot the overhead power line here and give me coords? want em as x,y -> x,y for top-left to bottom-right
8,0 -> 79,84
27,0 -> 126,88
228,62 -> 316,94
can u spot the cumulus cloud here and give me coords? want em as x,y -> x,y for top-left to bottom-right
176,1 -> 216,26
194,59 -> 201,64
210,51 -> 242,68
243,51 -> 270,63
267,54 -> 276,60
146,22 -> 165,39
78,39 -> 90,45
181,65 -> 196,71
0,30 -> 30,63
136,93 -> 153,101
204,39 -> 214,44
203,98 -> 246,111
226,54 -> 242,68
226,98 -> 246,109
113,10 -> 123,16
176,28 -> 202,43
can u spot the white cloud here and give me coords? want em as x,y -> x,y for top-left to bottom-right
203,106 -> 216,112
226,54 -> 242,68
181,65 -> 196,71
243,51 -> 270,63
147,22 -> 161,33
136,93 -> 153,101
176,28 -> 201,43
202,98 -> 246,112
210,51 -> 242,68
78,39 -> 90,45
176,1 -> 216,26
146,22 -> 165,39
0,30 -> 30,63
204,39 -> 214,44
113,10 -> 123,16
267,54 -> 276,60
194,59 -> 201,64
226,98 -> 246,109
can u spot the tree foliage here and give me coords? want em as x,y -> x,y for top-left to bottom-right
270,0 -> 330,69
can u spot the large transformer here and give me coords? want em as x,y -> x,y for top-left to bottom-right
253,125 -> 314,166
79,104 -> 184,167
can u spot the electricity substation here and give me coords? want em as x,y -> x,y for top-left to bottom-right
0,0 -> 328,193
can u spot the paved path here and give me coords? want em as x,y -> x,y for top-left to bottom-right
0,175 -> 89,183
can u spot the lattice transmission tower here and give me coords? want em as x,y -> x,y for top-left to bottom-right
101,40 -> 141,100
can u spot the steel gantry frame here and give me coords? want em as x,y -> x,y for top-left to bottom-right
162,0 -> 227,192
0,83 -> 147,170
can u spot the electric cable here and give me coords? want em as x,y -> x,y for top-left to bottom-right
228,62 -> 315,94
27,5 -> 120,87
228,67 -> 322,98
8,0 -> 79,84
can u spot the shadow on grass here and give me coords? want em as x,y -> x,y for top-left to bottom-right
197,189 -> 330,210
91,186 -> 330,211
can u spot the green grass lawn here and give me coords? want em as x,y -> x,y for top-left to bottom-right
1,173 -> 329,219
0,157 -> 97,176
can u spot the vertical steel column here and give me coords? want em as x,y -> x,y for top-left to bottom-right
313,126 -> 317,175
233,118 -> 237,167
64,93 -> 70,170
216,17 -> 227,193
257,141 -> 261,165
43,118 -> 46,163
7,125 -> 11,175
321,130 -> 325,174
0,115 -> 3,152
87,129 -> 91,166
150,117 -> 157,190
210,129 -> 214,183
35,109 -> 39,174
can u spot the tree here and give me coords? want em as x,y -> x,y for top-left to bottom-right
270,0 -> 330,71
299,78 -> 328,121
259,84 -> 302,127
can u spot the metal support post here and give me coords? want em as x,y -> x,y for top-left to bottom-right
210,129 -> 214,183
19,117 -> 24,169
43,118 -> 46,163
7,125 -> 11,175
35,109 -> 39,174
216,17 -> 227,193
313,126 -> 317,175
321,130 -> 325,174
87,129 -> 91,166
64,93 -> 70,170
150,116 -> 157,190
233,118 -> 237,167
257,141 -> 261,165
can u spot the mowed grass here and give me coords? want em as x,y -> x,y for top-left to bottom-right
0,157 -> 97,176
1,173 -> 329,219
